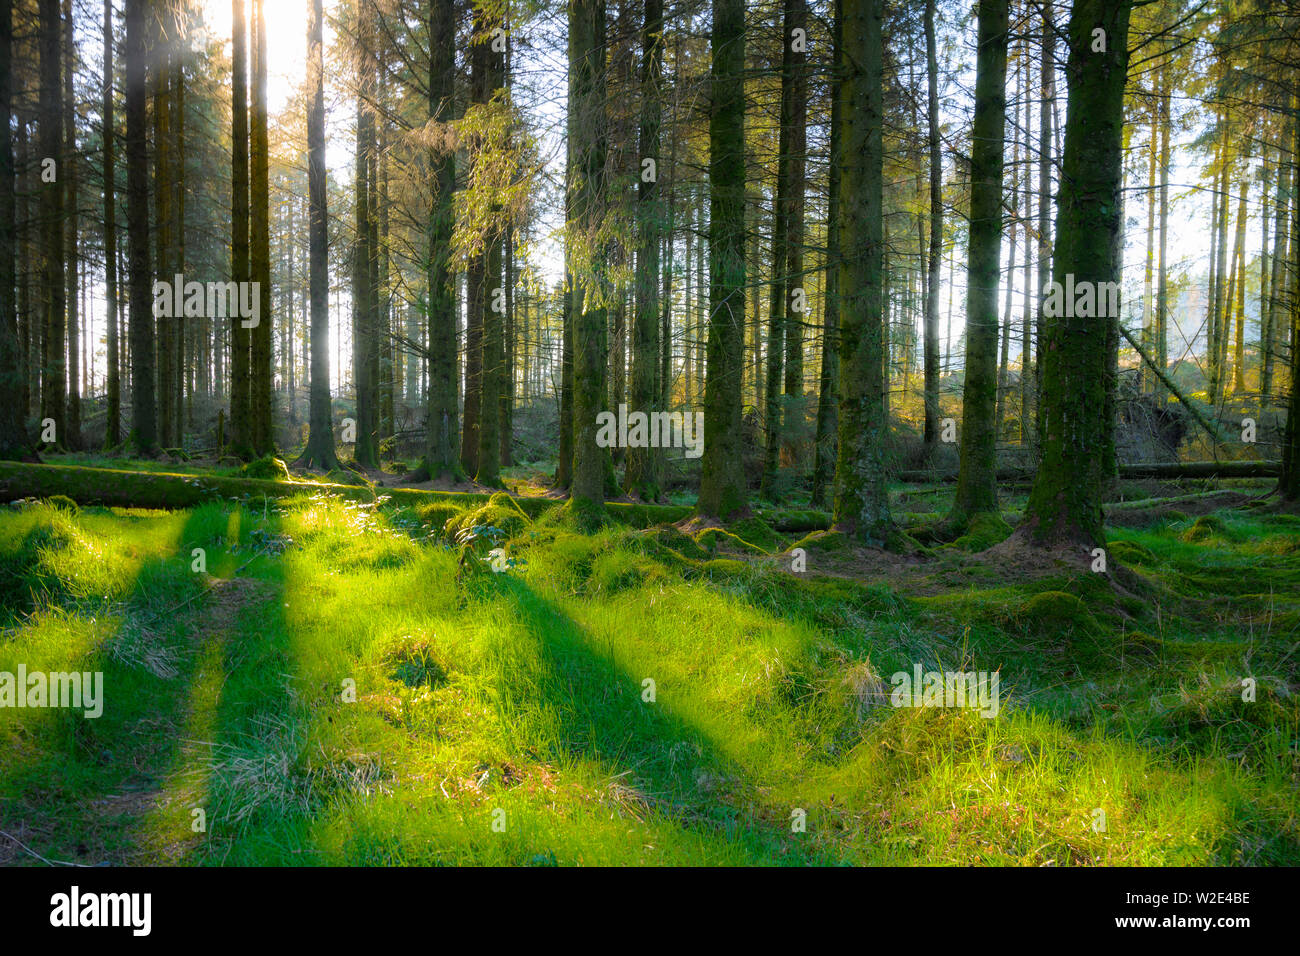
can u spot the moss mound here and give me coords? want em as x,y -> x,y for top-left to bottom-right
43,494 -> 79,514
1181,514 -> 1226,542
643,524 -> 709,561
1107,539 -> 1157,566
789,529 -> 851,553
728,516 -> 780,553
447,492 -> 533,541
951,513 -> 1013,552
241,456 -> 291,481
1017,590 -> 1100,637
415,503 -> 466,540
694,527 -> 767,556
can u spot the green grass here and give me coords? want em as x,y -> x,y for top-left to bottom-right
0,489 -> 1296,866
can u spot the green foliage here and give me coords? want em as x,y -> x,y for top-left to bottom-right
241,456 -> 292,481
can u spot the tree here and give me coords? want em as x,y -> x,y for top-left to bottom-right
295,0 -> 339,472
569,0 -> 609,510
624,0 -> 663,500
1022,0 -> 1131,546
39,0 -> 64,450
63,0 -> 78,449
250,0 -> 273,454
922,0 -> 942,450
698,0 -> 748,520
422,0 -> 459,480
230,0 -> 252,457
831,0 -> 889,543
475,12 -> 505,487
102,0 -> 119,449
125,0 -> 155,454
0,0 -> 30,460
948,0 -> 1008,527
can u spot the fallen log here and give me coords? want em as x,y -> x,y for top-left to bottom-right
896,460 -> 1279,483
0,462 -> 690,528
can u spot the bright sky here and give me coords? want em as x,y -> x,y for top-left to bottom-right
198,0 -> 314,115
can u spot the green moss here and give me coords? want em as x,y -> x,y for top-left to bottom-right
789,529 -> 850,552
1017,591 -> 1100,636
642,524 -> 709,561
1107,539 -> 1157,566
241,456 -> 291,481
414,503 -> 466,540
447,492 -> 533,541
44,495 -> 79,514
728,516 -> 780,553
1180,514 -> 1227,542
694,527 -> 767,556
950,513 -> 1013,552
326,467 -> 370,487
699,557 -> 751,578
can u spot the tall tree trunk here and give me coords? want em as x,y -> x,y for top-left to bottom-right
39,0 -> 64,449
697,0 -> 748,519
250,0 -> 272,454
625,0 -> 664,498
1022,0 -> 1131,547
1155,51 -> 1170,399
1281,88 -> 1300,500
922,0 -> 942,449
476,14 -> 505,487
782,0 -> 808,465
295,0 -> 338,471
102,0 -> 119,448
760,4 -> 790,500
230,0 -> 251,457
0,0 -> 28,458
422,0 -> 459,479
1263,109 -> 1291,400
811,0 -> 842,508
125,0 -> 154,454
832,0 -> 889,543
1033,0 -> 1054,443
63,0 -> 78,449
1229,179 -> 1248,394
569,0 -> 609,510
950,0 -> 1009,525
352,18 -> 378,469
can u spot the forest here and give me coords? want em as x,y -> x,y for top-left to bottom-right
0,0 -> 1297,871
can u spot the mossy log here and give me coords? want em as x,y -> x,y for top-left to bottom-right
897,460 -> 1279,483
0,462 -> 688,528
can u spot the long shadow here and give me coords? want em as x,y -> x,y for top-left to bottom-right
0,503 -> 244,864
484,576 -> 824,864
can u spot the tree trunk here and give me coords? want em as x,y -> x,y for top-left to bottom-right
230,0 -> 251,457
832,0 -> 890,543
39,0 -> 64,449
295,0 -> 339,472
624,0 -> 664,499
250,0 -> 273,455
697,0 -> 748,519
0,0 -> 28,459
1022,0 -> 1131,547
950,0 -> 1008,524
569,0 -> 609,509
922,0 -> 942,449
422,0 -> 459,480
125,0 -> 154,454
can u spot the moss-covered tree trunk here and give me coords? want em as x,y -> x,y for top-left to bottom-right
62,0 -> 79,450
1280,88 -> 1300,501
101,0 -> 119,450
422,0 -> 459,480
949,0 -> 1008,526
125,0 -> 155,455
922,0 -> 942,450
1022,0 -> 1131,545
296,0 -> 339,473
229,0 -> 251,459
38,0 -> 64,450
250,0 -> 273,455
810,0 -> 841,509
624,0 -> 663,499
831,0 -> 889,545
0,0 -> 27,460
475,16 -> 505,488
569,0 -> 609,510
697,0 -> 748,520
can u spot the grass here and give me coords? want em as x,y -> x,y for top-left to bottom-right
0,481 -> 1296,866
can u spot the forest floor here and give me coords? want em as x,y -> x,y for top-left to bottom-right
0,461 -> 1297,865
